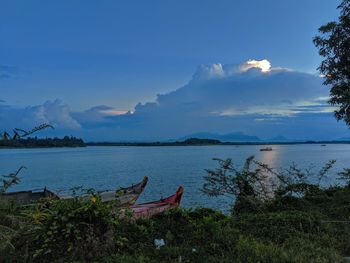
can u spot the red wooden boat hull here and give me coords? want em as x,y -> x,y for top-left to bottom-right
121,186 -> 184,220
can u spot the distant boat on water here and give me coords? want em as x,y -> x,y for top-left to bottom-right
260,147 -> 273,151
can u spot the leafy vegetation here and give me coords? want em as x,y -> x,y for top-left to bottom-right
0,123 -> 56,259
0,166 -> 31,261
1,124 -> 54,140
1,156 -> 350,262
314,0 -> 350,125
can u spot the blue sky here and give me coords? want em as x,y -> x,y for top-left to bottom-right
1,0 -> 348,141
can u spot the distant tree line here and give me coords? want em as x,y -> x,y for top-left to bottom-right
87,138 -> 223,146
87,137 -> 350,147
0,136 -> 85,148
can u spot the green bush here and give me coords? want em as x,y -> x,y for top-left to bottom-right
31,196 -> 118,261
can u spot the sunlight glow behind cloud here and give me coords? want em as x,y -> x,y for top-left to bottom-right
100,109 -> 129,116
240,59 -> 271,73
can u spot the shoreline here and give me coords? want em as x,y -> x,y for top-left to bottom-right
86,141 -> 350,146
2,141 -> 350,149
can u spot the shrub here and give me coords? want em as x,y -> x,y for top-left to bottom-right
31,195 -> 118,261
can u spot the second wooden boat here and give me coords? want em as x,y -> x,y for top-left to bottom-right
99,176 -> 149,205
61,176 -> 149,206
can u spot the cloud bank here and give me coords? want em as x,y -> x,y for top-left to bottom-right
0,100 -> 80,131
0,60 -> 348,141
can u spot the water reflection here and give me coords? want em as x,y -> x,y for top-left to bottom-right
258,145 -> 282,169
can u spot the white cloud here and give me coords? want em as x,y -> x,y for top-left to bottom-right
192,63 -> 226,80
34,100 -> 81,129
112,59 -> 346,140
0,100 -> 80,131
1,59 -> 348,141
154,60 -> 328,117
72,105 -> 128,125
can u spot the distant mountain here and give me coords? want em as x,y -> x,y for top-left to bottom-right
177,132 -> 261,142
267,136 -> 290,142
338,137 -> 350,141
181,138 -> 222,145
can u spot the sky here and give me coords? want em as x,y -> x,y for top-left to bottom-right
1,0 -> 349,141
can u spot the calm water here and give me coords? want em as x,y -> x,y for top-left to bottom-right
1,145 -> 349,211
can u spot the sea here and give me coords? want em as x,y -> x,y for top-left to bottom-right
1,144 -> 349,211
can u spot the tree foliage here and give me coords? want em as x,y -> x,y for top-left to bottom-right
1,123 -> 54,141
0,166 -> 25,194
203,157 -> 273,213
203,157 -> 338,214
314,0 -> 350,125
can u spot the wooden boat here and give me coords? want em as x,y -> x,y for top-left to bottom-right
0,187 -> 59,205
99,176 -> 148,205
60,176 -> 149,206
122,186 -> 184,220
1,176 -> 148,206
260,147 -> 273,151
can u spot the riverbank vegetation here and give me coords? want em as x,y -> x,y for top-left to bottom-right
0,136 -> 86,148
0,124 -> 85,148
1,157 -> 350,262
